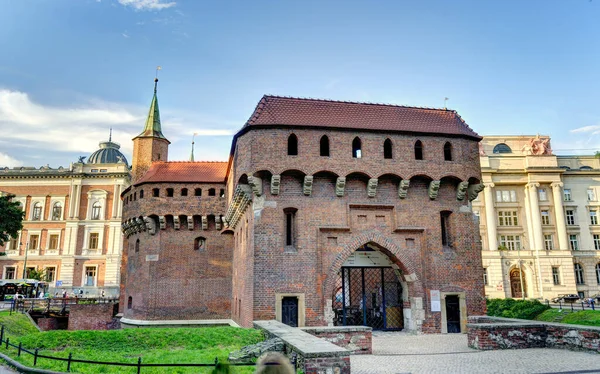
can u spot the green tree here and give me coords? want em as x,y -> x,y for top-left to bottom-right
27,268 -> 46,281
0,194 -> 24,247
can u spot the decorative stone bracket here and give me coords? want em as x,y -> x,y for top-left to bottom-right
398,180 -> 410,199
456,181 -> 469,201
224,185 -> 253,229
303,176 -> 313,196
144,216 -> 156,235
367,178 -> 378,198
215,215 -> 222,230
173,216 -> 180,230
428,180 -> 441,200
248,175 -> 263,197
201,216 -> 208,230
159,216 -> 166,230
187,215 -> 194,230
335,177 -> 346,197
271,175 -> 281,195
468,183 -> 485,201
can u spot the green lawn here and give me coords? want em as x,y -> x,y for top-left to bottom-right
0,311 -> 263,373
535,309 -> 600,327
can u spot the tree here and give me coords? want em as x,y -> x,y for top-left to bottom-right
0,194 -> 24,247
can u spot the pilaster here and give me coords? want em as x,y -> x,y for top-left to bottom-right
483,182 -> 497,251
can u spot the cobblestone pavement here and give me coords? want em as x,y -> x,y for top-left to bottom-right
351,331 -> 600,374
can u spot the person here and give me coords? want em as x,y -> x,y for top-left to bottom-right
255,352 -> 294,374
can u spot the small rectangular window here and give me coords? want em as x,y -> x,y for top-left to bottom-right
569,234 -> 579,251
284,208 -> 297,249
499,235 -> 521,250
440,211 -> 451,246
544,234 -> 553,250
4,267 -> 16,280
538,188 -> 547,201
48,234 -> 59,250
591,210 -> 598,225
167,188 -> 174,197
483,268 -> 488,286
552,267 -> 560,285
588,189 -> 596,201
195,188 -> 202,196
89,233 -> 99,249
29,235 -> 40,249
45,267 -> 56,282
497,211 -> 519,226
594,234 -> 600,250
152,188 -> 159,197
85,267 -> 97,286
566,210 -> 576,225
564,189 -> 572,201
541,210 -> 550,225
208,188 -> 216,196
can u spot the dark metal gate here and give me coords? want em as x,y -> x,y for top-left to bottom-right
282,297 -> 298,327
445,295 -> 461,333
332,267 -> 403,330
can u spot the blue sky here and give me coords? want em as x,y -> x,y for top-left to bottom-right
0,0 -> 599,167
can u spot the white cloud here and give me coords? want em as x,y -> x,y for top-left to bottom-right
117,0 -> 176,11
122,32 -> 130,38
0,153 -> 22,168
570,124 -> 600,134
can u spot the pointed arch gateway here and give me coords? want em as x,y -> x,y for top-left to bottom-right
326,232 -> 424,331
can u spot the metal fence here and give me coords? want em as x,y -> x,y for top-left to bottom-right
0,325 -> 256,373
545,299 -> 596,311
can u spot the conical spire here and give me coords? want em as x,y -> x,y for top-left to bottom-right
135,78 -> 167,139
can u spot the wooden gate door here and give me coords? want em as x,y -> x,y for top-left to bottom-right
445,295 -> 461,333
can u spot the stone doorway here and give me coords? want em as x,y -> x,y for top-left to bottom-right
510,268 -> 526,298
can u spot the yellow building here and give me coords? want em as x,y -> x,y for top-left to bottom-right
476,135 -> 600,300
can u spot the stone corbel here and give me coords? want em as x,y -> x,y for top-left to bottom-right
335,177 -> 346,197
271,175 -> 281,195
173,216 -> 180,230
143,216 -> 156,235
159,216 -> 166,230
215,215 -> 222,230
468,183 -> 485,201
398,180 -> 410,199
202,216 -> 208,230
248,176 -> 263,197
187,215 -> 194,230
456,181 -> 469,201
303,176 -> 313,196
367,178 -> 378,198
136,217 -> 145,232
428,180 -> 441,200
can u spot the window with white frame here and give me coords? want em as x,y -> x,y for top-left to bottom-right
91,202 -> 101,220
552,266 -> 560,285
28,234 -> 40,250
566,210 -> 576,225
495,190 -> 517,203
87,190 -> 107,220
45,266 -> 56,282
89,233 -> 99,250
499,235 -> 522,250
541,210 -> 550,225
51,202 -> 62,220
588,189 -> 596,201
574,263 -> 584,285
538,188 -> 548,201
7,235 -> 18,250
544,234 -> 554,250
595,234 -> 600,250
563,189 -> 572,201
498,211 -> 519,226
591,210 -> 598,225
569,234 -> 579,251
31,202 -> 42,221
3,267 -> 16,280
596,263 -> 600,285
84,266 -> 97,286
483,268 -> 488,285
48,234 -> 59,250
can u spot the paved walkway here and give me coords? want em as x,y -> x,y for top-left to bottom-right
351,331 -> 600,374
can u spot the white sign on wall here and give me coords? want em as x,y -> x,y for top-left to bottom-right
146,255 -> 159,262
430,290 -> 441,312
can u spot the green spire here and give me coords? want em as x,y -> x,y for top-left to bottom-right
135,78 -> 167,139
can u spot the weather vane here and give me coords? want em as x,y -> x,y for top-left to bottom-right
444,97 -> 449,109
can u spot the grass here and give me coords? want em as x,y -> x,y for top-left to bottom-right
0,311 -> 263,373
535,309 -> 600,327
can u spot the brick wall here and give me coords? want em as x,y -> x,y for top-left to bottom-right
37,317 -> 59,331
301,326 -> 372,354
68,303 -> 118,330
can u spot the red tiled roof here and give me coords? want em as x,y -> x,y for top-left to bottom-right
135,161 -> 227,185
244,95 -> 480,139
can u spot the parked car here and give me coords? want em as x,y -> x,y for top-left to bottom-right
551,294 -> 581,303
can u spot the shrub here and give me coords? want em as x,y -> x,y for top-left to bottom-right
486,298 -> 549,320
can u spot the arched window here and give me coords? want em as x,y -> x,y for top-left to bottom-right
51,202 -> 62,220
384,139 -> 393,159
91,202 -> 101,220
574,263 -> 584,285
208,188 -> 216,196
493,143 -> 512,154
414,140 -> 423,160
139,190 -> 144,199
444,142 -> 453,161
181,188 -> 188,197
32,202 -> 42,221
596,263 -> 600,285
288,134 -> 298,156
320,135 -> 330,157
152,188 -> 159,197
166,188 -> 174,197
127,296 -> 132,309
352,137 -> 362,158
194,236 -> 206,251
135,239 -> 140,253
195,188 -> 202,196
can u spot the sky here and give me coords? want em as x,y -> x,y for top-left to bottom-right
0,0 -> 599,168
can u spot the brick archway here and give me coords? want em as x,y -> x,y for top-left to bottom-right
323,230 -> 425,304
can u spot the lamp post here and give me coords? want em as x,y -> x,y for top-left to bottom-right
21,241 -> 29,279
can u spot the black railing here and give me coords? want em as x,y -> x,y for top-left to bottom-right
0,325 -> 255,373
10,297 -> 118,315
545,299 -> 596,311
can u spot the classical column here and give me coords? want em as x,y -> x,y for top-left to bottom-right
523,186 -> 535,250
526,182 -> 543,251
483,183 -> 497,251
551,182 -> 568,250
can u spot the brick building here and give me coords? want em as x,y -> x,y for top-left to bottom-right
0,137 -> 129,297
120,85 -> 486,333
